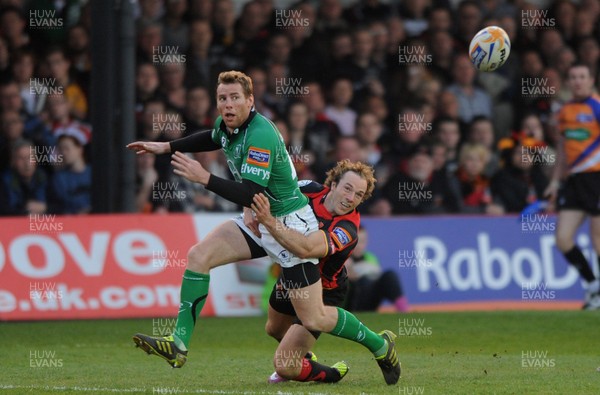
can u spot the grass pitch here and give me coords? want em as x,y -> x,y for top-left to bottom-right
1,311 -> 599,394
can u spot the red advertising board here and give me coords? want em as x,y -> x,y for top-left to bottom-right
0,214 -> 215,320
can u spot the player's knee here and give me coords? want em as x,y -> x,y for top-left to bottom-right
265,320 -> 282,341
555,234 -> 573,253
298,316 -> 323,332
187,244 -> 213,273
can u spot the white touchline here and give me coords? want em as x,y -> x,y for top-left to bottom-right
0,384 -> 349,395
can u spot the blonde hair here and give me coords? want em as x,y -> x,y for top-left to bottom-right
217,70 -> 254,98
324,159 -> 376,201
459,143 -> 490,165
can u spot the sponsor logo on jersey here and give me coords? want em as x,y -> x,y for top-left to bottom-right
576,113 -> 594,123
564,128 -> 591,141
331,227 -> 352,249
241,163 -> 271,180
247,147 -> 271,167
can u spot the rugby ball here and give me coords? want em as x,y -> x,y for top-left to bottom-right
469,26 -> 511,72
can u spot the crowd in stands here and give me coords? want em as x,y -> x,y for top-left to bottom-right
1,0 -> 599,217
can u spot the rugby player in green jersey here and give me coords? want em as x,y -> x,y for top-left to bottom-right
127,71 -> 399,384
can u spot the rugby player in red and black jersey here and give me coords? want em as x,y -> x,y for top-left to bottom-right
250,160 -> 390,384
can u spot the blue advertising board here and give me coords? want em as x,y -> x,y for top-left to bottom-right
361,214 -> 595,305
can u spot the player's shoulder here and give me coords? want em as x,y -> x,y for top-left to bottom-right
585,94 -> 600,113
329,219 -> 359,251
299,180 -> 326,195
251,112 -> 279,133
247,112 -> 282,146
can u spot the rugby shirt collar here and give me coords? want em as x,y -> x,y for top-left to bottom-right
219,108 -> 257,138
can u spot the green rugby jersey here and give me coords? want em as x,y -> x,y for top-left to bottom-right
211,110 -> 308,216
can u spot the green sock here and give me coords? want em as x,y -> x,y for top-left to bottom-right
329,307 -> 387,357
173,270 -> 210,349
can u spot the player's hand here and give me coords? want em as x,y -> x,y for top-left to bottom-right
171,151 -> 210,185
126,141 -> 170,155
543,180 -> 560,204
250,193 -> 274,226
243,207 -> 261,237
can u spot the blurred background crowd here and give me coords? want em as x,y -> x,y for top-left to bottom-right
1,0 -> 599,217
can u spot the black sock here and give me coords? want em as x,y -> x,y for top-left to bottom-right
296,358 -> 341,383
564,246 -> 595,282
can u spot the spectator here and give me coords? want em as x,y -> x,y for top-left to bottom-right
185,19 -> 223,91
436,90 -> 460,121
343,0 -> 392,24
0,139 -> 48,216
161,0 -> 189,51
491,142 -> 549,213
285,2 -> 325,82
446,54 -> 493,124
368,20 -> 389,69
361,95 -> 391,136
263,33 -> 292,69
0,37 -> 10,81
577,36 -> 600,82
333,26 -> 381,98
1,80 -> 54,148
433,116 -> 461,172
427,6 -> 452,34
324,77 -> 357,136
188,0 -> 213,21
398,0 -> 429,38
212,0 -> 237,56
428,30 -> 455,84
158,62 -> 186,110
345,226 -> 409,312
315,0 -> 348,39
11,49 -> 46,116
539,29 -> 565,66
246,66 -> 276,120
234,0 -> 270,66
136,21 -> 163,64
43,94 -> 90,146
49,128 -> 91,214
0,110 -> 25,172
137,0 -> 164,27
380,149 -> 460,215
66,24 -> 92,76
454,0 -> 482,52
138,98 -> 166,141
355,112 -> 384,171
455,143 -> 503,215
328,30 -> 353,72
182,86 -> 213,133
574,9 -> 597,41
514,49 -> 547,123
467,116 -> 500,177
386,106 -> 429,166
135,62 -> 162,117
285,101 -> 330,167
0,6 -> 29,51
553,0 -> 577,45
552,46 -> 576,81
45,47 -> 88,120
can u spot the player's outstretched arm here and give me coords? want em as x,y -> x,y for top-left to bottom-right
127,130 -> 220,155
126,141 -> 171,155
251,193 -> 328,259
